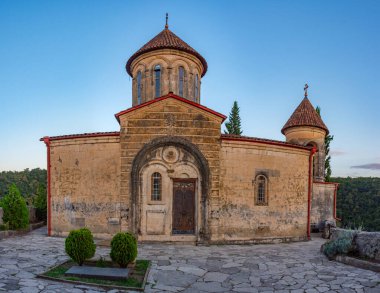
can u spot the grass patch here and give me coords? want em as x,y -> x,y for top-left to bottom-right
40,259 -> 150,290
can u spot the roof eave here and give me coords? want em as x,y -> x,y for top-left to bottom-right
281,125 -> 329,135
126,47 -> 207,78
115,93 -> 226,124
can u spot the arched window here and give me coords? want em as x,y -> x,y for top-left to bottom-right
154,65 -> 161,98
151,172 -> 162,201
178,66 -> 184,97
137,71 -> 142,105
255,175 -> 268,205
194,74 -> 199,102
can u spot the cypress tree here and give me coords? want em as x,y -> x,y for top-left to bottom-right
224,101 -> 242,135
316,106 -> 334,181
0,184 -> 29,229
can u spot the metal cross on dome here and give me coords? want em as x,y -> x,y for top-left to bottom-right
304,83 -> 309,98
165,13 -> 169,29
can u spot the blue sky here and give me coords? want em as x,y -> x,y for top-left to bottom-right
0,0 -> 379,177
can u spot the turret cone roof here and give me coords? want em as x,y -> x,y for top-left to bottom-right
281,97 -> 329,134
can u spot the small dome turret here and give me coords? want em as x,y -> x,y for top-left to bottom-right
282,85 -> 329,182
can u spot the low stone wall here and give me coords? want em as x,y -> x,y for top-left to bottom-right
331,228 -> 380,260
355,231 -> 380,260
0,207 -> 3,225
0,222 -> 45,240
28,206 -> 37,223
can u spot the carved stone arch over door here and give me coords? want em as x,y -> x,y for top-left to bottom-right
131,136 -> 210,242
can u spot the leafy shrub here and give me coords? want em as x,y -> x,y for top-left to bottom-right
96,257 -> 107,268
322,236 -> 354,259
0,184 -> 29,230
34,184 -> 47,222
0,222 -> 9,231
110,232 -> 137,268
65,228 -> 96,266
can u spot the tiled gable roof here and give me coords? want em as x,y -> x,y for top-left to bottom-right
221,134 -> 312,151
281,97 -> 329,134
126,28 -> 207,77
40,132 -> 120,142
115,92 -> 226,123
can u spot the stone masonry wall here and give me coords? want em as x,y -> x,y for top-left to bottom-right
217,140 -> 310,242
118,98 -> 223,239
49,136 -> 120,238
311,182 -> 336,230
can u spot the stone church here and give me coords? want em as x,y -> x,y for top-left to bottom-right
41,20 -> 338,244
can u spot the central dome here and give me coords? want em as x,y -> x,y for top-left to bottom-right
126,27 -> 208,77
126,24 -> 208,106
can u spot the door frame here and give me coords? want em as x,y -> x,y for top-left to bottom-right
172,178 -> 196,235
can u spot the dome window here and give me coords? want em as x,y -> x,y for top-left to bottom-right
179,66 -> 184,97
154,65 -> 161,98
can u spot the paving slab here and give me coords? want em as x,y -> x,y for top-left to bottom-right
0,227 -> 379,292
65,265 -> 129,280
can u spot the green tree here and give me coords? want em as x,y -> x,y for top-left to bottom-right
0,168 -> 46,200
316,106 -> 334,181
224,101 -> 242,135
0,184 -> 29,229
34,184 -> 47,222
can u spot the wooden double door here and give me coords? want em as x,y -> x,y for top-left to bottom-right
172,179 -> 196,234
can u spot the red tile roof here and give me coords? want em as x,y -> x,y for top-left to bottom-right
115,92 -> 226,123
281,97 -> 329,135
126,28 -> 207,77
40,132 -> 120,142
221,134 -> 312,151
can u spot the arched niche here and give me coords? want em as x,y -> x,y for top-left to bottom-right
130,136 -> 210,242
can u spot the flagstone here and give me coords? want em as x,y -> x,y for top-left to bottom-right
0,227 -> 379,292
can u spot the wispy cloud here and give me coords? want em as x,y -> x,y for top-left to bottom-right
330,149 -> 346,156
351,163 -> 380,170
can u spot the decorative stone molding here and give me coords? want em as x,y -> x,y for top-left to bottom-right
131,136 -> 210,241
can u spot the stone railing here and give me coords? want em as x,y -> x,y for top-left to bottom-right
331,228 -> 380,260
28,206 -> 37,223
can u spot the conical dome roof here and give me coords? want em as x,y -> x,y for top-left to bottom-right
126,27 -> 207,77
281,97 -> 329,134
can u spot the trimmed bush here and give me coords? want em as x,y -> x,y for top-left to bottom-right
0,184 -> 29,230
65,228 -> 96,266
110,232 -> 137,268
322,235 -> 354,259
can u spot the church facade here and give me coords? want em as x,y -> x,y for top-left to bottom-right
41,22 -> 338,244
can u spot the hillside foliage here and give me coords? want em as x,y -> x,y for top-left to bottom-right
0,168 -> 46,200
333,177 -> 380,232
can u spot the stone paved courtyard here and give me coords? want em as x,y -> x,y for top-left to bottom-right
0,227 -> 379,293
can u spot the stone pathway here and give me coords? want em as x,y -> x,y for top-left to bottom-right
0,227 -> 379,292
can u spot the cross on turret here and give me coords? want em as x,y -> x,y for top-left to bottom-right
165,13 -> 169,29
304,83 -> 309,98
